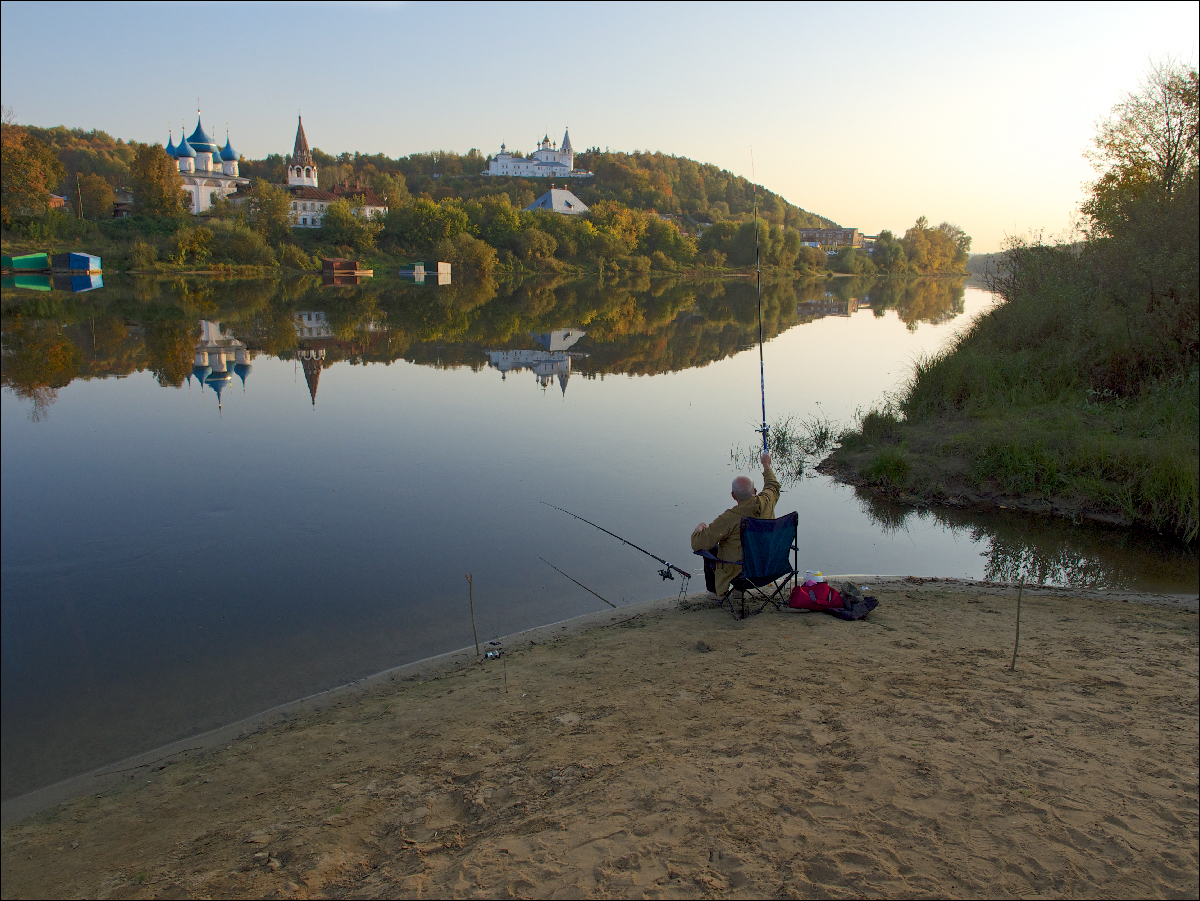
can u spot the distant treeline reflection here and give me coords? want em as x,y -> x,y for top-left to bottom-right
1,274 -> 965,411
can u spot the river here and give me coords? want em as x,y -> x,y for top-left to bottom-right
2,272 -> 1195,800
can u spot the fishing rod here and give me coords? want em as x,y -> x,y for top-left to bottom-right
539,557 -> 616,608
540,502 -> 691,581
752,149 -> 768,454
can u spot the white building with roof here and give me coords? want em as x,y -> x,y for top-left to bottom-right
165,113 -> 249,214
485,129 -> 592,178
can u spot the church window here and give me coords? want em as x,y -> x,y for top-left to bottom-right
302,217 -> 308,225
305,167 -> 311,178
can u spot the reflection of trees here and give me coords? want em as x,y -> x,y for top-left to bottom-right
865,278 -> 966,330
1,315 -> 81,420
855,487 -> 1198,589
144,320 -> 199,387
0,272 -> 973,397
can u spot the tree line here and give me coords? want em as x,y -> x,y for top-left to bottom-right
2,111 -> 969,277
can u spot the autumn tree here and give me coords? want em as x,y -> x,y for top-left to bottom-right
1,123 -> 66,224
130,143 -> 185,215
77,172 -> 115,219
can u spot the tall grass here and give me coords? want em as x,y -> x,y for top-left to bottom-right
846,229 -> 1199,542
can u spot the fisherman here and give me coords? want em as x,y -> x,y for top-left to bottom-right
690,453 -> 780,596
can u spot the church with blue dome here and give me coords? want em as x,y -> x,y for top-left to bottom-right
165,111 -> 249,214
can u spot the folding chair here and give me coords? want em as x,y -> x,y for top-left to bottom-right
694,512 -> 799,619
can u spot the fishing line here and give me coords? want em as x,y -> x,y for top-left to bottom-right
539,557 -> 616,608
540,502 -> 691,583
752,148 -> 768,454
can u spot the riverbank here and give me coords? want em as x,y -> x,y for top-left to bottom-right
2,579 -> 1196,899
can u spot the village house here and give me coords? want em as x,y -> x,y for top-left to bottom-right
795,227 -> 864,248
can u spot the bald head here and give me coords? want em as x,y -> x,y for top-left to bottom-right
731,476 -> 756,502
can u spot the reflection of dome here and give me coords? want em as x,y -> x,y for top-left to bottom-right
192,363 -> 211,385
205,369 -> 230,408
233,361 -> 252,387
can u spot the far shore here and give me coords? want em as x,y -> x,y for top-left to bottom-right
2,577 -> 1196,899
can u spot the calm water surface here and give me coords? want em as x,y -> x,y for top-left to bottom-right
2,273 -> 1195,799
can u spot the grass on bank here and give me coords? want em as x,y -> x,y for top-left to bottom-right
827,237 -> 1199,543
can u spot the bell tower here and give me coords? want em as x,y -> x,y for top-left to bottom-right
288,115 -> 318,187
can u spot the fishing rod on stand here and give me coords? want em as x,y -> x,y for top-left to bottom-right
752,149 -> 769,455
540,502 -> 691,595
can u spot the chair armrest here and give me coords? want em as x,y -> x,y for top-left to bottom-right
694,548 -> 742,566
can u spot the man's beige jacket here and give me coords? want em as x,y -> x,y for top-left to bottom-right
690,465 -> 781,596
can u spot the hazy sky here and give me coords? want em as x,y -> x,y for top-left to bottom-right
2,1 -> 1197,251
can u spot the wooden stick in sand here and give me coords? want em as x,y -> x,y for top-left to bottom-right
466,573 -> 480,661
1010,577 -> 1024,672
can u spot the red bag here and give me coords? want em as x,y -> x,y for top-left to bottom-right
788,581 -> 843,611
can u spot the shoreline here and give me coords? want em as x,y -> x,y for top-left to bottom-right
3,577 -> 1195,832
3,574 -> 1194,897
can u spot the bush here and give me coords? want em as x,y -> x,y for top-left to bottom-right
128,239 -> 157,269
206,220 -> 276,266
278,242 -> 317,270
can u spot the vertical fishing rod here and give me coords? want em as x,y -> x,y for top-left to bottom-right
752,149 -> 768,453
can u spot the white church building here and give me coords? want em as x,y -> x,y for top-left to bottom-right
282,117 -> 388,228
484,129 -> 592,179
165,114 -> 249,214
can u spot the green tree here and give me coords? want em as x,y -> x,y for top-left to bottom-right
872,229 -> 908,273
516,227 -> 557,262
433,232 -> 498,276
321,198 -> 382,250
1,123 -> 66,224
1083,60 -> 1199,237
385,199 -> 471,250
130,143 -> 185,216
243,179 -> 293,244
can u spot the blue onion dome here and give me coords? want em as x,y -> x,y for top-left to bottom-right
233,361 -> 251,385
186,118 -> 220,155
206,368 -> 231,385
175,132 -> 196,158
192,363 -> 211,384
165,132 -> 177,157
220,136 -> 238,162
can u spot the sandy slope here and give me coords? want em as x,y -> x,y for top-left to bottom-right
2,579 -> 1197,899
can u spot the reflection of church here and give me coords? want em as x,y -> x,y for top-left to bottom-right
189,320 -> 253,408
486,328 -> 586,395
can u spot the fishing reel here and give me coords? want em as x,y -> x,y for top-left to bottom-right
658,567 -> 675,581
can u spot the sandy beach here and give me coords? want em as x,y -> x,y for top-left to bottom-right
2,578 -> 1197,899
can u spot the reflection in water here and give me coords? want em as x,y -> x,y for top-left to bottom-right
191,321 -> 253,409
3,271 -> 1195,803
856,491 -> 1197,591
1,273 -> 972,403
486,328 -> 587,394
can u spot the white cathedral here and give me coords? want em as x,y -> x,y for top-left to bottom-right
165,114 -> 249,214
484,129 -> 592,178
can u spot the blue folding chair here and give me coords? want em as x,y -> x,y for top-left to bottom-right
694,512 -> 799,619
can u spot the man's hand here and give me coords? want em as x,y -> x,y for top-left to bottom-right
693,522 -> 708,534
761,452 -> 772,469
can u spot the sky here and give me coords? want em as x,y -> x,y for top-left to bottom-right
2,1 -> 1197,252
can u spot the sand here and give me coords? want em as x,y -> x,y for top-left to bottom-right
1,578 -> 1197,899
